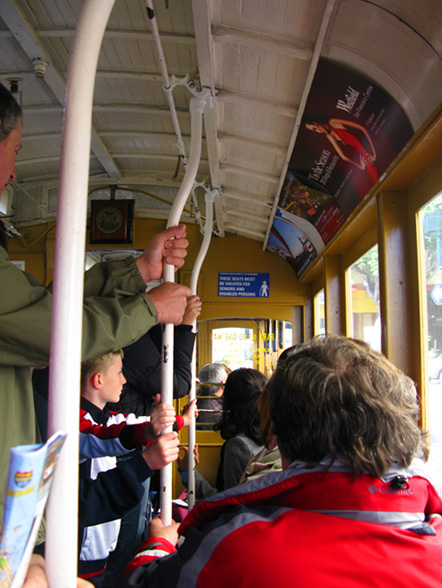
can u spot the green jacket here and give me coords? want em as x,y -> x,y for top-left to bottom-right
0,246 -> 158,521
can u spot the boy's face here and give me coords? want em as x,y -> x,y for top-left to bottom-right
100,355 -> 126,405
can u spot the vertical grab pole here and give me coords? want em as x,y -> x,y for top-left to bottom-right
160,96 -> 207,525
187,189 -> 216,510
45,1 -> 116,586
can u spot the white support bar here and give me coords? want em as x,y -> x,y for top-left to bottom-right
160,96 -> 207,525
187,189 -> 216,510
45,1 -> 115,586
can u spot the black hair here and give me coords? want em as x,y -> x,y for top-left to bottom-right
0,220 -> 8,250
302,113 -> 331,127
0,83 -> 22,143
214,368 -> 267,444
0,84 -> 22,250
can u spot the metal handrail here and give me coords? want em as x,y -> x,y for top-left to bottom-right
160,95 -> 208,524
187,188 -> 217,509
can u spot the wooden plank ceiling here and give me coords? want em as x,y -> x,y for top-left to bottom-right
0,0 -> 441,247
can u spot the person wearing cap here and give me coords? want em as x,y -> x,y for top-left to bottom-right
195,363 -> 228,430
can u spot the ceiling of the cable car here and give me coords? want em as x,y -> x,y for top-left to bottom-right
0,0 -> 441,270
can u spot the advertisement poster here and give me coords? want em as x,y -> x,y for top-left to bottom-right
291,58 -> 414,217
267,209 -> 318,277
267,58 -> 414,277
267,172 -> 345,276
279,171 -> 346,246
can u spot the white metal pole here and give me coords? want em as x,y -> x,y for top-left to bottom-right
45,1 -> 115,586
144,0 -> 188,165
187,190 -> 216,510
160,97 -> 206,525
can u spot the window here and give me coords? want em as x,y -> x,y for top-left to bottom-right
0,187 -> 12,215
348,245 -> 381,350
211,326 -> 255,370
420,192 -> 442,468
314,289 -> 325,335
208,319 -> 293,376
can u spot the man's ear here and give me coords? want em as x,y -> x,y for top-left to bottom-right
91,372 -> 103,390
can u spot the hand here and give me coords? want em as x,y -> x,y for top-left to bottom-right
23,555 -> 93,587
181,295 -> 202,325
148,515 -> 180,546
23,555 -> 48,588
181,399 -> 198,427
145,394 -> 176,439
177,443 -> 199,472
148,282 -> 192,325
135,225 -> 188,283
142,431 -> 179,470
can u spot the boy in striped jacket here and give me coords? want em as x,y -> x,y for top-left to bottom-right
78,349 -> 195,586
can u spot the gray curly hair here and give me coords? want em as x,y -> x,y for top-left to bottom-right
198,363 -> 228,396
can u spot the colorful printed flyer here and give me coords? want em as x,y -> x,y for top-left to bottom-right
0,431 -> 67,588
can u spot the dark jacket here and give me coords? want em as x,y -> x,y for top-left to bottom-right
78,397 -> 154,583
107,323 -> 195,416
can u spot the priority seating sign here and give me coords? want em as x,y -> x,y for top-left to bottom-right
218,272 -> 269,298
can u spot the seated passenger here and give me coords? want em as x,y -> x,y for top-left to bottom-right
123,336 -> 442,588
239,346 -> 297,484
239,382 -> 281,484
195,363 -> 228,430
178,368 -> 266,499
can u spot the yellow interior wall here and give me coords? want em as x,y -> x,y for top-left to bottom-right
6,251 -> 46,283
193,229 -> 308,303
9,218 -> 308,299
6,223 -> 55,284
173,437 -> 222,497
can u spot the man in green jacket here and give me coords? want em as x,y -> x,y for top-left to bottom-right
0,82 -> 192,525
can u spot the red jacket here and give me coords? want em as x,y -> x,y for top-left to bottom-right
125,462 -> 442,588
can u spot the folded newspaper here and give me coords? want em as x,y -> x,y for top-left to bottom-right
0,431 -> 67,588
